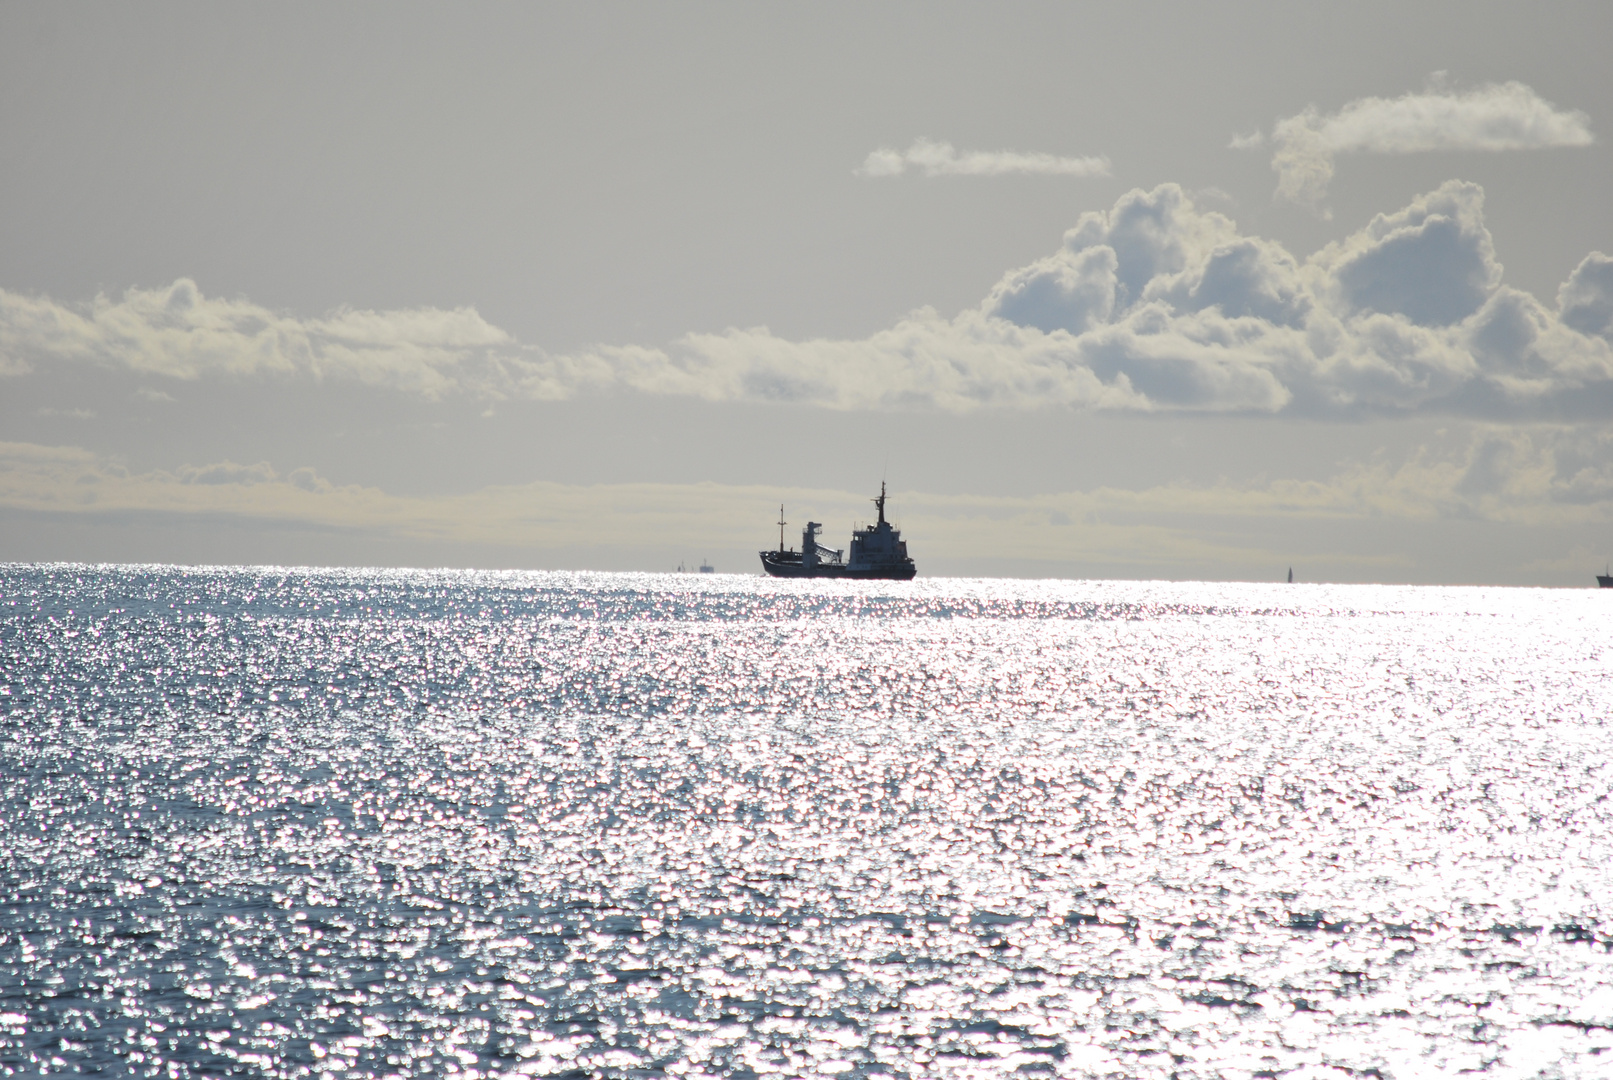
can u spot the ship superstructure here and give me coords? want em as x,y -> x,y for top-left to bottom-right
759,484 -> 916,580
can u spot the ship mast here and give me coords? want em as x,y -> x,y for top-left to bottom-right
778,504 -> 787,553
873,482 -> 887,526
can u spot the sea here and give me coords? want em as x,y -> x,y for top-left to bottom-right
2,564 -> 1611,1080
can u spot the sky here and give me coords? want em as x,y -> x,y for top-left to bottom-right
2,1 -> 1612,584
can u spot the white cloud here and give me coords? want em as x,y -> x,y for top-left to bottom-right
1558,253 -> 1613,340
0,278 -> 527,398
1308,181 -> 1501,327
645,181 -> 1610,418
177,460 -> 279,486
856,138 -> 1111,178
286,466 -> 333,494
36,406 -> 96,420
2,183 -> 1611,421
1241,79 -> 1594,213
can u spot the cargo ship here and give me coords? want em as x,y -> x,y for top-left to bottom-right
760,483 -> 916,580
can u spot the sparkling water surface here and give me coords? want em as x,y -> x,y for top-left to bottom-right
2,564 -> 1611,1079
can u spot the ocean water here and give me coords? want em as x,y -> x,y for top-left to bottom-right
2,564 -> 1611,1080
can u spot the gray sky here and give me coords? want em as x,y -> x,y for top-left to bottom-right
3,1 -> 1612,584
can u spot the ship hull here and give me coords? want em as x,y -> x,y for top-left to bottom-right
759,552 -> 915,580
1599,575 -> 1613,588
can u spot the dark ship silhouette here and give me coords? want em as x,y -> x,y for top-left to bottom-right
760,483 -> 916,580
1599,564 -> 1612,588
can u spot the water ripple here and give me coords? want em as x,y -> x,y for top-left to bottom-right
2,565 -> 1611,1078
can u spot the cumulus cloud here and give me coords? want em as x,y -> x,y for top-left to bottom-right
1558,253 -> 1613,340
286,466 -> 333,494
623,181 -> 1611,418
177,460 -> 279,486
857,138 -> 1111,178
1316,426 -> 1613,524
2,182 -> 1611,420
1241,79 -> 1593,213
1308,181 -> 1501,327
0,278 -> 528,398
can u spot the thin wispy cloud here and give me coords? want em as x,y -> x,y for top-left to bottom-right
1237,78 -> 1594,214
857,138 -> 1111,179
4,425 -> 1608,567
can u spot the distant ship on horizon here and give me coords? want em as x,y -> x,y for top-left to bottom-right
1600,564 -> 1612,588
760,483 -> 916,580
